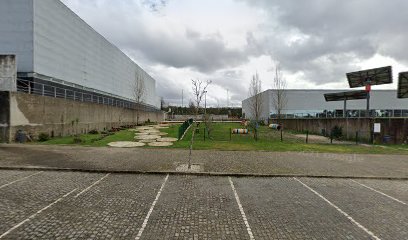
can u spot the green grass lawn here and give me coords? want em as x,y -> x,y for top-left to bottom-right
39,130 -> 135,147
166,122 -> 408,154
38,123 -> 408,154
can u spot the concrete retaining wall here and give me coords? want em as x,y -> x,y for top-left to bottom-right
0,91 -> 10,142
0,55 -> 17,91
0,91 -> 164,142
274,118 -> 408,144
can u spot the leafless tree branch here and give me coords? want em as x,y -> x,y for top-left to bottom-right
248,72 -> 263,122
191,79 -> 211,116
132,71 -> 146,125
189,79 -> 211,169
272,63 -> 287,122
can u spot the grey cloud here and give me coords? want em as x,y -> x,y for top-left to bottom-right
142,0 -> 168,12
239,0 -> 408,85
62,1 -> 259,73
126,28 -> 255,73
213,70 -> 247,96
156,79 -> 180,99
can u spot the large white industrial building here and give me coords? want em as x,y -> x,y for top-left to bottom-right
0,0 -> 160,109
242,89 -> 408,120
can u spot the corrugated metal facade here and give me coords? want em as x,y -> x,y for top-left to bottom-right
0,0 -> 160,108
242,89 -> 408,120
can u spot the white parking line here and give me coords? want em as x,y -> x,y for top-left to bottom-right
74,173 -> 110,198
351,179 -> 406,205
0,171 -> 43,190
0,188 -> 77,239
294,178 -> 381,240
135,174 -> 169,240
229,177 -> 255,240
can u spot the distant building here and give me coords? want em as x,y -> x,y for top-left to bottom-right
242,89 -> 408,120
0,0 -> 160,108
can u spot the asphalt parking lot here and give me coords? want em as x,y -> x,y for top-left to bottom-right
0,170 -> 407,239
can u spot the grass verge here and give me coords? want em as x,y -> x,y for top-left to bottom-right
38,123 -> 408,154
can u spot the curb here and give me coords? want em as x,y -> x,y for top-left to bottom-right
0,166 -> 407,180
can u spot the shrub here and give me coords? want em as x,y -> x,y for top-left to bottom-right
73,135 -> 83,144
203,114 -> 214,138
258,120 -> 266,126
38,132 -> 50,142
88,129 -> 99,134
331,126 -> 343,139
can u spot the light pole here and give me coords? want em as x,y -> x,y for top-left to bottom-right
204,91 -> 208,115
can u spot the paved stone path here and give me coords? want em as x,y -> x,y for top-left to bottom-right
1,144 -> 408,178
0,170 -> 407,239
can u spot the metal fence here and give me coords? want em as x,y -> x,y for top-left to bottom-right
16,78 -> 160,112
271,109 -> 408,119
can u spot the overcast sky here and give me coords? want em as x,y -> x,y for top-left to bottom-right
61,0 -> 408,107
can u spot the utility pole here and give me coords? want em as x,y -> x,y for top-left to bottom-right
181,89 -> 184,114
227,89 -> 229,108
204,91 -> 207,115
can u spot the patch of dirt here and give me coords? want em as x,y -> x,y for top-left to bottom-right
157,137 -> 178,142
148,142 -> 174,147
134,135 -> 161,140
293,134 -> 355,145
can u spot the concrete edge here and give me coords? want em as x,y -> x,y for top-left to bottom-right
0,166 -> 407,180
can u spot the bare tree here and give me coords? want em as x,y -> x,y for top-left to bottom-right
188,100 -> 195,115
192,79 -> 211,117
188,79 -> 211,169
248,73 -> 263,140
272,63 -> 287,123
132,71 -> 145,125
248,73 -> 263,122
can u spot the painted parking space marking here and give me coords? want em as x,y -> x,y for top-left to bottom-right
135,174 -> 169,240
74,173 -> 110,198
0,188 -> 77,239
229,177 -> 255,240
0,171 -> 28,182
0,171 -> 43,190
350,179 -> 406,205
294,177 -> 381,240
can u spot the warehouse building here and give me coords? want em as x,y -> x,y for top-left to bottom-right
0,0 -> 163,142
242,89 -> 408,120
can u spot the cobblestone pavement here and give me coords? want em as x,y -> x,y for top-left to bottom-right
1,144 -> 408,178
1,170 -> 407,239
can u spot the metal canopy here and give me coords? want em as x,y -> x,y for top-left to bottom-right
346,66 -> 393,88
398,72 -> 408,98
324,90 -> 368,102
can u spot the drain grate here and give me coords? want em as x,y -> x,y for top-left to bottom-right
176,164 -> 203,172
